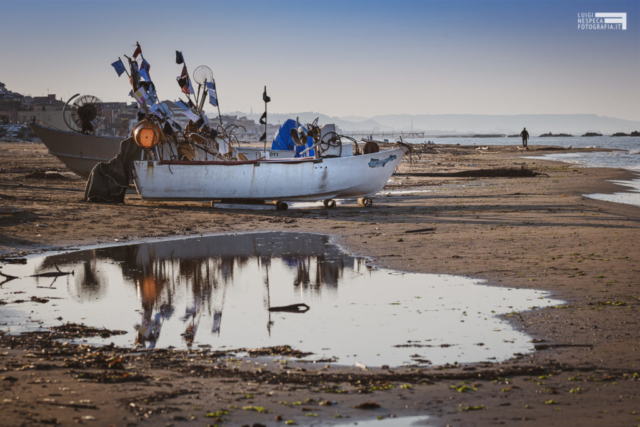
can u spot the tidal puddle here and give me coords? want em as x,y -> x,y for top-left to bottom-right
0,232 -> 559,366
584,178 -> 640,207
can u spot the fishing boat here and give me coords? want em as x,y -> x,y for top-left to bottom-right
78,44 -> 411,208
132,145 -> 408,208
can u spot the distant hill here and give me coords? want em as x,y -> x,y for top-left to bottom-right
368,114 -> 640,135
225,112 -> 640,135
226,111 -> 386,132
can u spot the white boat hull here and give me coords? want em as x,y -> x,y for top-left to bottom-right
132,147 -> 405,202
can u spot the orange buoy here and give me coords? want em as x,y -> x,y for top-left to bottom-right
132,120 -> 162,149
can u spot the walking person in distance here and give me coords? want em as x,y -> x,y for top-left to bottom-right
520,127 -> 530,149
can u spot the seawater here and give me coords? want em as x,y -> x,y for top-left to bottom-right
0,232 -> 560,367
406,136 -> 640,207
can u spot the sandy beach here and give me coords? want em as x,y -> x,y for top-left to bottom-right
1,141 -> 639,427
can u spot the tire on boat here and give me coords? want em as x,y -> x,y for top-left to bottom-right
275,201 -> 288,211
323,199 -> 336,208
358,197 -> 373,208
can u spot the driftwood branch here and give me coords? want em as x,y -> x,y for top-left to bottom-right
42,401 -> 98,410
29,262 -> 73,278
268,303 -> 310,313
0,272 -> 18,285
0,261 -> 73,284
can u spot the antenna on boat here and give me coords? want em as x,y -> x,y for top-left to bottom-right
193,65 -> 213,111
259,86 -> 271,153
194,65 -> 223,126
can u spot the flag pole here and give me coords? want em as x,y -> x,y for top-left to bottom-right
210,74 -> 223,126
139,51 -> 164,112
216,89 -> 223,126
263,86 -> 267,153
195,84 -> 202,111
182,57 -> 197,108
198,81 -> 206,112
124,55 -> 150,116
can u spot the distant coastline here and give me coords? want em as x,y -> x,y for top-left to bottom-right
612,131 -> 640,137
539,132 -> 573,137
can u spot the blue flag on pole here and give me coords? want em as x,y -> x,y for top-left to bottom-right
111,59 -> 126,77
139,57 -> 151,82
175,100 -> 189,110
206,81 -> 218,107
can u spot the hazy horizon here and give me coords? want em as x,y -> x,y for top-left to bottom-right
225,111 -> 640,134
1,0 -> 638,121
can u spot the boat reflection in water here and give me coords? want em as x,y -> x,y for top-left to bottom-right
38,233 -> 355,350
3,232 -> 560,366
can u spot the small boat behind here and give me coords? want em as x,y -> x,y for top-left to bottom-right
30,123 -> 121,178
30,121 -> 295,178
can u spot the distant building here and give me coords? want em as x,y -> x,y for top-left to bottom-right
0,82 -> 24,123
17,94 -> 66,130
1,83 -> 270,142
101,102 -> 128,136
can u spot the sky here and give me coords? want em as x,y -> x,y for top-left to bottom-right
1,0 -> 638,121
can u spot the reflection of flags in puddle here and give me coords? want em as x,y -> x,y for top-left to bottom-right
221,258 -> 233,280
212,311 -> 222,334
181,315 -> 199,347
135,303 -> 173,350
181,304 -> 198,322
282,257 -> 299,269
135,311 -> 161,349
181,293 -> 202,347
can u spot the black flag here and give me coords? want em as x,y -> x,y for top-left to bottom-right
163,122 -> 174,136
177,65 -> 194,95
195,116 -> 204,129
176,51 -> 184,64
260,86 -> 269,144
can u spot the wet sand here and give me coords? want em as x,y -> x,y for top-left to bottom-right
0,141 -> 639,426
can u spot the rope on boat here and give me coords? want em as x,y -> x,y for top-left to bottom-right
395,139 -> 421,170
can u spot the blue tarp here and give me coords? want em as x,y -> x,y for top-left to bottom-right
271,119 -> 315,157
